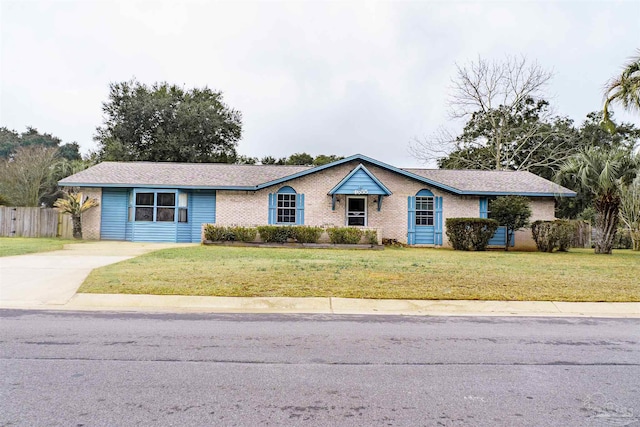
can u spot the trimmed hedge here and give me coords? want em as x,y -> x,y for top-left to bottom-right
445,218 -> 499,251
205,224 -> 377,245
364,229 -> 378,245
256,225 -> 293,243
290,226 -> 323,243
531,220 -> 576,252
203,225 -> 257,242
327,227 -> 363,244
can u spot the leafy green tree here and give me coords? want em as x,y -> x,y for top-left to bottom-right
602,50 -> 640,133
558,147 -> 638,254
0,127 -> 80,161
260,156 -> 277,165
234,155 -> 257,165
489,196 -> 532,251
285,152 -> 315,165
54,191 -> 99,239
313,154 -> 344,166
95,79 -> 242,163
555,112 -> 640,219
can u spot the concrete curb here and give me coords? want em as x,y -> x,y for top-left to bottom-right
52,293 -> 640,317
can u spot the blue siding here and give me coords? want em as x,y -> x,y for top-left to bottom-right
434,196 -> 443,245
488,226 -> 515,247
408,194 -> 442,245
332,168 -> 388,195
415,226 -> 435,244
100,188 -> 129,240
479,197 -> 488,218
132,222 -> 177,242
407,196 -> 416,244
190,191 -> 216,243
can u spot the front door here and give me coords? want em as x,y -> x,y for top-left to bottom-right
347,197 -> 366,226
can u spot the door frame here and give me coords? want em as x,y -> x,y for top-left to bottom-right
346,196 -> 367,226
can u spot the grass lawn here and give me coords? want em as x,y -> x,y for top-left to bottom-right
80,246 -> 640,302
0,237 -> 79,257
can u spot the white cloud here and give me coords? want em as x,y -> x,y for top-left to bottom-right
1,0 -> 638,167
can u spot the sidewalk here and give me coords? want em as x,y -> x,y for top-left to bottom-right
44,293 -> 640,317
1,241 -> 638,317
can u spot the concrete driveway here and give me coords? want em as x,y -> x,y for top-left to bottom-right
0,241 -> 194,308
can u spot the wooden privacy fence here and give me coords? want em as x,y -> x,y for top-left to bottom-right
0,207 -> 73,238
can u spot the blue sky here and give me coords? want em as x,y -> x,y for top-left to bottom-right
1,0 -> 638,167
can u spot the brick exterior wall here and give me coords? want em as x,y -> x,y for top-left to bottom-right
80,187 -> 102,240
83,161 -> 557,248
214,160 -> 557,249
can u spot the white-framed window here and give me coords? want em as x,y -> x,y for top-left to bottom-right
277,193 -> 296,224
415,196 -> 434,226
130,190 -> 186,223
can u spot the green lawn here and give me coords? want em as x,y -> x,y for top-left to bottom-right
0,237 -> 78,257
80,246 -> 640,302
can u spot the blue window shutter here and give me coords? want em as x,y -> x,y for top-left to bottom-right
479,197 -> 488,218
296,193 -> 304,225
435,196 -> 443,245
268,193 -> 276,224
407,196 -> 416,245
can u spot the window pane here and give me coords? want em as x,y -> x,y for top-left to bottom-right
277,194 -> 296,223
178,193 -> 188,208
157,193 -> 175,207
136,193 -> 154,206
178,208 -> 188,223
135,207 -> 153,221
157,208 -> 175,222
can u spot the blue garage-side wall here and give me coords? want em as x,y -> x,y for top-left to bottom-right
100,188 -> 216,243
190,191 -> 216,243
100,188 -> 128,240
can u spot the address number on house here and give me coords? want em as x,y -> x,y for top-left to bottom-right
354,189 -> 369,195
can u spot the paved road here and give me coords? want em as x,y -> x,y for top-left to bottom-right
1,310 -> 639,426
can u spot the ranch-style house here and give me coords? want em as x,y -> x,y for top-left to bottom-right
59,154 -> 575,249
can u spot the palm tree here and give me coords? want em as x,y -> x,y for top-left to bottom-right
602,50 -> 640,133
558,147 -> 638,254
620,177 -> 640,251
54,192 -> 99,239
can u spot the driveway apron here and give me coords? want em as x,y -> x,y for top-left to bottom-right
0,242 -> 192,307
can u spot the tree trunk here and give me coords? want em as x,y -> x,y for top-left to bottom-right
631,230 -> 640,251
72,215 -> 83,240
594,198 -> 619,255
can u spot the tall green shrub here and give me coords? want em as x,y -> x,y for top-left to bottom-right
489,196 -> 532,251
531,220 -> 577,252
445,218 -> 499,251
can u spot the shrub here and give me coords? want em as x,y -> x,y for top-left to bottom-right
364,229 -> 378,245
489,196 -> 532,251
291,226 -> 323,243
531,220 -> 577,252
327,227 -> 363,244
445,218 -> 499,251
229,226 -> 257,242
256,225 -> 293,243
554,220 -> 575,252
613,228 -> 633,249
204,225 -> 257,242
204,224 -> 229,241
